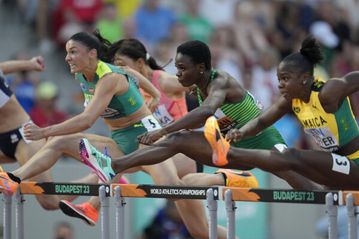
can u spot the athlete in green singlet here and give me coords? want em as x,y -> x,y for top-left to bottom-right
81,40 -> 317,190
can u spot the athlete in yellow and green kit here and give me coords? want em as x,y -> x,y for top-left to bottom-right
225,36 -> 359,189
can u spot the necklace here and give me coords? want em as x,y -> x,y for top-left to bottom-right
197,69 -> 217,100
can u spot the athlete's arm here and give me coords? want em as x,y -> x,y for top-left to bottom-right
138,77 -> 229,145
0,56 -> 45,74
163,77 -> 227,132
24,73 -> 124,139
124,67 -> 160,111
320,71 -> 359,113
227,96 -> 291,141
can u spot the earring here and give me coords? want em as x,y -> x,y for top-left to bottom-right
200,72 -> 204,74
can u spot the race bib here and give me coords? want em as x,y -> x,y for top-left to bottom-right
274,143 -> 287,153
153,104 -> 174,126
214,109 -> 236,133
304,127 -> 339,151
331,154 -> 350,175
141,115 -> 162,132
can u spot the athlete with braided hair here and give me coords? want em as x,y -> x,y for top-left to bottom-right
221,36 -> 359,189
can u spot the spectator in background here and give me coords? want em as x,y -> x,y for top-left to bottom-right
232,0 -> 270,67
96,3 -> 123,43
142,201 -> 193,239
179,0 -> 213,43
53,0 -> 103,46
53,221 -> 74,239
6,52 -> 41,113
209,26 -> 243,86
134,0 -> 177,48
30,81 -> 67,127
199,0 -> 237,28
309,21 -> 339,70
249,47 -> 280,109
103,0 -> 141,19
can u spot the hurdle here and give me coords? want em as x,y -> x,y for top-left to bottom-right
2,182 -> 359,239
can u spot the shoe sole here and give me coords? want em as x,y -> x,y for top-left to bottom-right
204,118 -> 228,166
59,201 -> 96,226
80,139 -> 108,182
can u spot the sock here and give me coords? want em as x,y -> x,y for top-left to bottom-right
7,172 -> 21,183
220,173 -> 227,186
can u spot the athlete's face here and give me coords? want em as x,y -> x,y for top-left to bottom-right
65,40 -> 95,74
113,53 -> 143,74
175,53 -> 203,87
277,61 -> 308,100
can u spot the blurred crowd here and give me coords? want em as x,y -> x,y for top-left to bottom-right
3,0 -> 359,149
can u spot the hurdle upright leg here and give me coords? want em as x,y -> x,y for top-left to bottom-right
15,189 -> 24,239
225,189 -> 236,239
115,186 -> 126,239
346,193 -> 358,239
326,193 -> 338,239
3,193 -> 12,239
206,188 -> 218,239
99,186 -> 110,239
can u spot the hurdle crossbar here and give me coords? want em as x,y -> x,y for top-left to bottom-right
2,182 -> 358,239
223,187 -> 341,205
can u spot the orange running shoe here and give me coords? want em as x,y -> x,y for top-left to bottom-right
59,200 -> 98,226
204,116 -> 230,166
216,169 -> 259,188
0,172 -> 20,195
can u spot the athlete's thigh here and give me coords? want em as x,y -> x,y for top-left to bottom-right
157,131 -> 217,168
139,144 -> 181,185
287,149 -> 359,188
45,133 -> 124,159
172,153 -> 197,178
15,139 -> 46,165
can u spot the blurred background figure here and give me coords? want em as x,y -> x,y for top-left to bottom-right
142,201 -> 193,239
5,52 -> 41,113
96,2 -> 123,43
134,0 -> 177,49
29,81 -> 67,127
53,221 -> 74,239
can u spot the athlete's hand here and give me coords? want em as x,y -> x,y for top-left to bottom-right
138,129 -> 164,145
226,129 -> 244,142
147,96 -> 160,112
29,56 -> 45,72
23,123 -> 46,140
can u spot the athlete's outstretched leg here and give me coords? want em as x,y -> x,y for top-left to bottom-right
12,133 -> 122,180
226,147 -> 359,189
12,139 -> 98,210
110,131 -> 229,174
